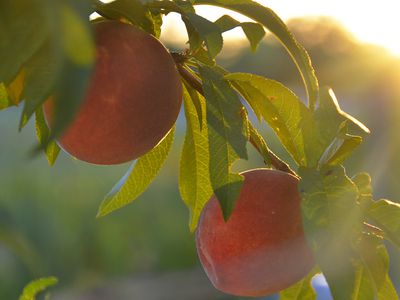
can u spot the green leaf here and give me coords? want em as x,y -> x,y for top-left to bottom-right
279,268 -> 317,300
226,72 -> 319,167
179,84 -> 213,232
2,65 -> 26,109
19,39 -> 62,129
215,15 -> 265,51
94,0 -> 161,36
183,79 -> 204,129
193,0 -> 319,109
97,127 -> 175,218
50,1 -> 94,139
199,66 -> 248,220
241,22 -> 266,51
352,172 -> 374,211
367,199 -> 400,248
61,3 -> 95,66
299,165 -> 363,299
191,46 -> 216,66
352,172 -> 373,198
184,13 -> 223,58
0,0 -> 50,83
354,234 -> 398,300
318,122 -> 363,166
172,0 -> 196,13
314,88 -> 369,153
13,1 -> 94,137
19,277 -> 58,300
35,107 -> 60,166
0,83 -> 11,109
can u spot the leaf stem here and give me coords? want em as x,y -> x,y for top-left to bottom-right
171,53 -> 297,176
248,125 -> 297,177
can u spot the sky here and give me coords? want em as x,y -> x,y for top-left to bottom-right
160,0 -> 400,57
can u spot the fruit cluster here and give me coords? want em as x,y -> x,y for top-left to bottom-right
47,20 -> 313,297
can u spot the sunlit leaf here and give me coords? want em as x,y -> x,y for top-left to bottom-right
318,122 -> 363,166
4,70 -> 25,107
314,88 -> 369,154
226,72 -> 319,167
179,84 -> 213,232
193,0 -> 319,109
367,199 -> 400,248
354,234 -> 399,300
35,107 -> 60,166
0,0 -> 50,83
19,277 -> 58,300
279,268 -> 317,300
199,66 -> 248,220
215,15 -> 265,51
184,13 -> 223,58
94,0 -> 161,36
0,83 -> 11,109
97,127 -> 175,217
183,79 -> 204,129
241,22 -> 266,51
299,165 -> 362,299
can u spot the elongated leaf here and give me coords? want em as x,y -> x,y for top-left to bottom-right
199,66 -> 248,220
299,165 -> 363,300
193,0 -> 319,109
318,122 -> 363,166
35,107 -> 60,166
367,199 -> 400,248
19,39 -> 62,129
4,70 -> 25,107
241,22 -> 266,51
12,1 -> 94,138
94,0 -> 161,36
0,83 -> 11,109
184,13 -> 223,58
97,127 -> 175,217
314,88 -> 369,155
279,269 -> 317,300
183,78 -> 204,129
226,72 -> 319,167
19,277 -> 58,300
354,234 -> 398,300
50,1 -> 94,139
180,85 -> 213,232
0,0 -> 50,83
215,15 -> 265,51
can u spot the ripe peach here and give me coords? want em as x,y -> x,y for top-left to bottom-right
196,169 -> 315,296
44,21 -> 182,165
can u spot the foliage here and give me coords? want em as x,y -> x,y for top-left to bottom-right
1,0 -> 399,299
19,277 -> 58,300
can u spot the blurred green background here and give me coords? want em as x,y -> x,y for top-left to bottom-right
1,17 -> 400,299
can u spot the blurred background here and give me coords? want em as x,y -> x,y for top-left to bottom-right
1,2 -> 400,299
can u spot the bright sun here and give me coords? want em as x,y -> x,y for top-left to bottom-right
161,0 -> 400,57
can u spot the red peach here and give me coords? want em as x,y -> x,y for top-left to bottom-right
196,168 -> 315,296
45,21 -> 182,165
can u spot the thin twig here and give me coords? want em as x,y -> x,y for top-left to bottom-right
248,128 -> 297,177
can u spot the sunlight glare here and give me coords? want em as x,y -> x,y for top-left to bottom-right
162,0 -> 400,57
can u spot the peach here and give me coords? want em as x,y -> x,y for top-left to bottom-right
196,169 -> 315,296
44,21 -> 182,165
